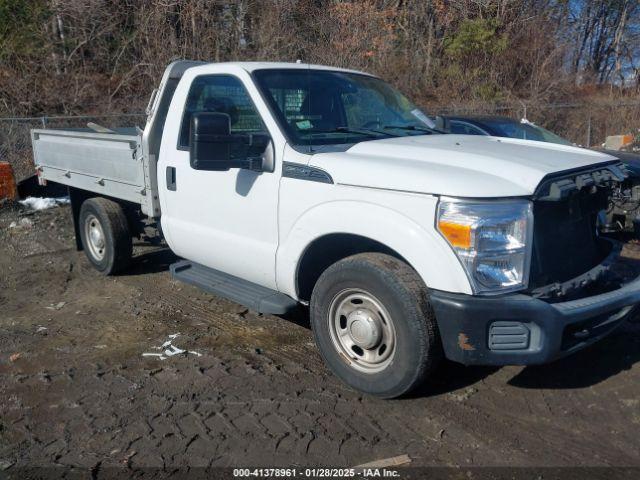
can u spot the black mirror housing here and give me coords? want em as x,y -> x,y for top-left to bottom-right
189,112 -> 270,171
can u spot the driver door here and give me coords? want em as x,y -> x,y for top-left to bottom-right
159,74 -> 280,289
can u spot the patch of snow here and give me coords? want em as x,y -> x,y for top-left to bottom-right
19,196 -> 70,211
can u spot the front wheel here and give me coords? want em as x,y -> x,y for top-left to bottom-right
310,253 -> 442,398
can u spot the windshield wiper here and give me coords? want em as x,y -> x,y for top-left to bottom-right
383,125 -> 445,134
307,127 -> 398,137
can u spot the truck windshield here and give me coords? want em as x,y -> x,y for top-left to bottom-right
252,68 -> 438,148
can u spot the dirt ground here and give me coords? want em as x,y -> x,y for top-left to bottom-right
1,203 -> 640,475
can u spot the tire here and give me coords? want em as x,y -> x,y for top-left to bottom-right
310,253 -> 442,398
78,197 -> 132,275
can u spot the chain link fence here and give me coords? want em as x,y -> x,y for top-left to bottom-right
1,102 -> 639,184
0,113 -> 146,182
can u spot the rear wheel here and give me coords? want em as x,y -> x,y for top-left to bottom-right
310,253 -> 442,398
79,197 -> 132,275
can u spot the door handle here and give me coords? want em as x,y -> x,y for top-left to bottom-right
166,166 -> 176,191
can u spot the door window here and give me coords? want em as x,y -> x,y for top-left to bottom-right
178,75 -> 266,148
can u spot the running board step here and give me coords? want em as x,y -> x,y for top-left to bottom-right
170,260 -> 298,315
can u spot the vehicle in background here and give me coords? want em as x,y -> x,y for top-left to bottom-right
436,115 -> 573,145
435,115 -> 640,236
30,62 -> 640,398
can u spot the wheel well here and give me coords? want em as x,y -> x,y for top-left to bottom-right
296,233 -> 409,301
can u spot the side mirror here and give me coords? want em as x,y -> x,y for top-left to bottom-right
189,112 -> 271,171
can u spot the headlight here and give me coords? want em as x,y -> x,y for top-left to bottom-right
437,198 -> 533,294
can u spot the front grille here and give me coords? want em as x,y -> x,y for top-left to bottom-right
529,187 -> 611,292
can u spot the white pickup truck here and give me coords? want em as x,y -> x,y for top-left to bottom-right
31,61 -> 640,398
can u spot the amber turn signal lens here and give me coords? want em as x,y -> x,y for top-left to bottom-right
438,221 -> 472,249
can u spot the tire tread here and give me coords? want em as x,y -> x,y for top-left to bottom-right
310,252 -> 442,398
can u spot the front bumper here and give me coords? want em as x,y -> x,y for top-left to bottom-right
430,276 -> 640,366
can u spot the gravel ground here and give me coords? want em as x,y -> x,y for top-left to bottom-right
1,203 -> 639,477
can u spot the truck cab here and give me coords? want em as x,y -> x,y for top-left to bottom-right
32,61 -> 640,398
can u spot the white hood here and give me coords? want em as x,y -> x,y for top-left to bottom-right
310,135 -> 618,197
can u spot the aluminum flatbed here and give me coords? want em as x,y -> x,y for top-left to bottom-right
31,127 -> 156,214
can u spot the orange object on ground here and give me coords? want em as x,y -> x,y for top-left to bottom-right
0,162 -> 17,200
622,134 -> 635,148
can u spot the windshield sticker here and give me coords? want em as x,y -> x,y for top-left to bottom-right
296,120 -> 312,130
411,109 -> 436,128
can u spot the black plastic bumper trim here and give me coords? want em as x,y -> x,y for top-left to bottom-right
430,277 -> 640,366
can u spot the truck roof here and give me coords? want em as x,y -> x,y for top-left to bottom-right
188,61 -> 372,76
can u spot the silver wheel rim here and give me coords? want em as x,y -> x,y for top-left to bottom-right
328,288 -> 396,374
84,214 -> 106,261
